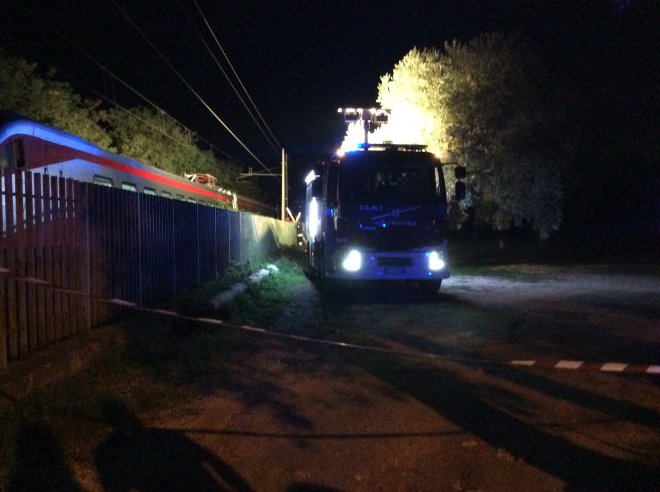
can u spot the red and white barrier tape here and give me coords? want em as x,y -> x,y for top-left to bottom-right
105,300 -> 660,375
2,272 -> 658,375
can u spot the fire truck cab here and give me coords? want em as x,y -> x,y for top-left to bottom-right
305,142 -> 465,291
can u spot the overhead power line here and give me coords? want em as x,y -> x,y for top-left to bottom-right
18,2 -> 244,166
108,0 -> 272,174
189,0 -> 283,156
178,0 -> 280,157
82,51 -> 242,164
63,74 -> 240,171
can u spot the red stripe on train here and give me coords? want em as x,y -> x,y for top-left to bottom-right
42,141 -> 232,204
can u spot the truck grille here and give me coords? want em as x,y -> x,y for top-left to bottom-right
377,257 -> 412,267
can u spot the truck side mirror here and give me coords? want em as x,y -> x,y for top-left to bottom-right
455,181 -> 466,201
454,166 -> 466,180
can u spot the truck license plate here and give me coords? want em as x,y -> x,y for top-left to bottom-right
384,267 -> 406,275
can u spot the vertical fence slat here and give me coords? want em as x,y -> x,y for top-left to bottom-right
16,243 -> 28,356
0,248 -> 8,369
41,176 -> 54,344
51,175 -> 63,341
131,192 -> 139,303
44,243 -> 55,344
24,172 -> 37,350
60,176 -> 71,338
65,178 -> 77,336
13,172 -> 28,356
3,173 -> 14,242
1,173 -> 8,239
78,182 -> 91,333
26,247 -> 38,350
34,175 -> 46,346
6,248 -> 19,359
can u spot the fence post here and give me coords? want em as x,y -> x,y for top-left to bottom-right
196,203 -> 201,287
171,199 -> 177,298
0,249 -> 7,370
79,182 -> 92,333
137,192 -> 143,305
1,172 -> 8,369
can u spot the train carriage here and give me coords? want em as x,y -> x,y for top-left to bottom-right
0,113 -> 275,215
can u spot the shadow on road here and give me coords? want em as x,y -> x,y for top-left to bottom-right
94,399 -> 253,491
312,278 -> 463,305
355,334 -> 660,491
7,422 -> 83,491
285,483 -> 343,492
388,330 -> 660,429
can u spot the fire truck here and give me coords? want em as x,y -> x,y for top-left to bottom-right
304,108 -> 465,291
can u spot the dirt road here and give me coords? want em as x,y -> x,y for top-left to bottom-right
71,264 -> 659,491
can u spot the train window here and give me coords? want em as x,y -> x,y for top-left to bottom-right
122,182 -> 137,192
144,187 -> 156,195
1,139 -> 26,171
13,140 -> 26,169
188,197 -> 196,204
93,175 -> 114,187
0,144 -> 7,174
161,191 -> 172,198
176,195 -> 185,201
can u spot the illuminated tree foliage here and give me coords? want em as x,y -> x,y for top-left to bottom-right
379,35 -> 568,239
375,49 -> 444,150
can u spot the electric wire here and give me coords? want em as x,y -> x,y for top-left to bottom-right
179,0 -> 280,158
108,0 -> 272,174
16,2 -> 244,166
15,1 -> 278,181
191,0 -> 283,153
64,74 -> 242,173
69,53 -> 241,164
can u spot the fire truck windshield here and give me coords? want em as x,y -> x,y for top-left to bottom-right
338,152 -> 445,204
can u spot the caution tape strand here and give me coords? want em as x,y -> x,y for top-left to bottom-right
2,272 -> 659,375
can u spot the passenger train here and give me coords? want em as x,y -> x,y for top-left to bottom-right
0,113 -> 275,215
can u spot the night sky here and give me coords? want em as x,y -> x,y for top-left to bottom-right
1,1 -> 659,202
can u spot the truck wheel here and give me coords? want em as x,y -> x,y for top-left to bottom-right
312,242 -> 326,280
306,243 -> 315,276
422,280 -> 442,293
317,243 -> 327,280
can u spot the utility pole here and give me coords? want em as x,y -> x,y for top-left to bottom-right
281,148 -> 288,221
236,150 -> 288,221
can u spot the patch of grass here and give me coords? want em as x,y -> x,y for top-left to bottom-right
123,255 -> 305,384
224,257 -> 308,327
168,261 -> 254,314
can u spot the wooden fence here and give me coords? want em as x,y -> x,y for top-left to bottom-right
0,171 -> 295,369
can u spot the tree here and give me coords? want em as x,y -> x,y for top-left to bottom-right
440,34 -> 566,239
0,48 -> 111,149
376,35 -> 569,239
377,48 -> 445,155
0,49 -> 260,199
102,107 -> 260,197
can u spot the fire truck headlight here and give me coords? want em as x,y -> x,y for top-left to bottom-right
308,197 -> 319,239
342,249 -> 362,272
428,251 -> 445,271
